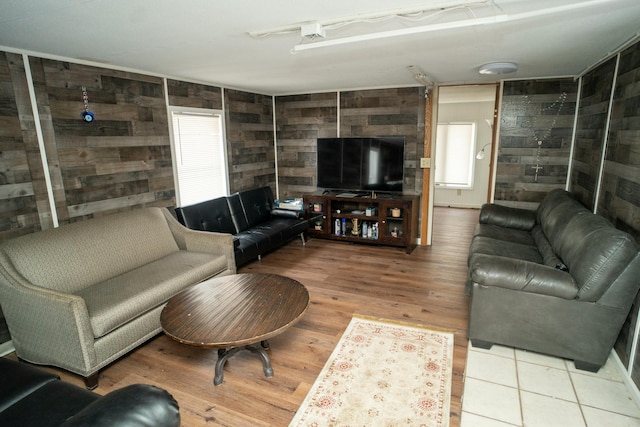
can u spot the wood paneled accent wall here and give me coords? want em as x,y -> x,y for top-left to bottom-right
167,79 -> 222,110
496,79 -> 578,209
29,58 -> 174,223
0,52 -> 50,239
571,58 -> 617,210
340,88 -> 425,196
597,41 -> 640,242
224,89 -> 275,193
594,42 -> 640,379
275,93 -> 338,198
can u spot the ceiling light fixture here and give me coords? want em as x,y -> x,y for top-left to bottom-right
293,14 -> 507,52
290,0 -> 614,53
478,61 -> 518,75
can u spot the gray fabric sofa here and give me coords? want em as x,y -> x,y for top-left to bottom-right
0,207 -> 236,388
467,189 -> 640,371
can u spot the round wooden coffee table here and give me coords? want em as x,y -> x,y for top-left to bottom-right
160,273 -> 309,385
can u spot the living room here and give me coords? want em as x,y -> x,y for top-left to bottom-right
1,1 -> 640,426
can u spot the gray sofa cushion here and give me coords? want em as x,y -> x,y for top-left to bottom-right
76,251 -> 227,338
0,209 -> 180,294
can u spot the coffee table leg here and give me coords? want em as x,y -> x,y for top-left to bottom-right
214,347 -> 241,385
213,342 -> 273,385
247,341 -> 273,378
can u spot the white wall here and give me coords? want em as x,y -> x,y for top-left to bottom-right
434,100 -> 495,208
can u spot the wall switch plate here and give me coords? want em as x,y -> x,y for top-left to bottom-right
420,157 -> 431,168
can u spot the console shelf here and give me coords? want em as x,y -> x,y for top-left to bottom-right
303,192 -> 419,254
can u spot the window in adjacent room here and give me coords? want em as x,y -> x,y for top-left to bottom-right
169,107 -> 228,207
434,122 -> 477,189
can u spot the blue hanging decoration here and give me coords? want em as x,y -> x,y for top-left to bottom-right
81,86 -> 95,123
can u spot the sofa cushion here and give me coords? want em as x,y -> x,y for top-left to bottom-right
76,251 -> 228,338
238,187 -> 274,228
227,194 -> 250,233
555,214 -> 640,301
469,236 -> 542,265
175,198 -> 237,234
479,203 -> 536,230
531,225 -> 567,270
0,208 -> 180,294
473,223 -> 535,246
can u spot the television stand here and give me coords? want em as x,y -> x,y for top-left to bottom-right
303,193 -> 419,254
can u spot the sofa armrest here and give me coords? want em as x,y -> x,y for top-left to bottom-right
0,260 -> 97,371
470,254 -> 578,299
60,384 -> 180,427
161,209 -> 236,274
479,203 -> 537,231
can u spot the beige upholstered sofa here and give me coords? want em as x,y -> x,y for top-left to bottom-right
0,207 -> 236,389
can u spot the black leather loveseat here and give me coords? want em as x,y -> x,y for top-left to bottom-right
175,186 -> 308,267
0,357 -> 180,427
467,189 -> 640,372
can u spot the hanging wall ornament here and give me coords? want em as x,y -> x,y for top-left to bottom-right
520,91 -> 567,182
81,86 -> 95,123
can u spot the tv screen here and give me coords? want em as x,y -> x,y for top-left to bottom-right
316,137 -> 405,193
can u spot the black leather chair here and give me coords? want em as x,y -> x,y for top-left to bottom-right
0,357 -> 180,427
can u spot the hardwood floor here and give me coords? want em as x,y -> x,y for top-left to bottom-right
12,206 -> 479,426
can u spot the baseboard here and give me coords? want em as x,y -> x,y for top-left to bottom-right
0,340 -> 14,357
434,203 -> 482,209
611,349 -> 640,409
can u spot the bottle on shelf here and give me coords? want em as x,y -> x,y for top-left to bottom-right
362,222 -> 368,238
341,218 -> 346,235
335,218 -> 341,236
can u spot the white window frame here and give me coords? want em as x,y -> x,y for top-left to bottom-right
168,106 -> 229,207
435,122 -> 477,189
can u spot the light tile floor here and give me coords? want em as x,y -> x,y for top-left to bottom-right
461,343 -> 640,427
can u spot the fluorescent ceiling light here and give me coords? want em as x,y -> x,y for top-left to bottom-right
293,14 -> 508,52
291,0 -> 616,53
478,62 -> 518,75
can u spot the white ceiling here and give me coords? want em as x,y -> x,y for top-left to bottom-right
1,0 -> 639,95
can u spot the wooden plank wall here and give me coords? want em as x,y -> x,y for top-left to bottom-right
224,89 -> 276,193
0,52 -> 51,239
167,79 -> 222,110
273,88 -> 425,199
600,42 -> 640,378
275,92 -> 338,198
496,79 -> 578,209
597,41 -> 640,241
29,58 -> 174,223
340,87 -> 425,196
571,58 -> 617,210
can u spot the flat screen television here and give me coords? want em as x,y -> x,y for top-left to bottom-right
316,136 -> 405,193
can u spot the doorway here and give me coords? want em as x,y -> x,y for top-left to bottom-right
433,84 -> 498,208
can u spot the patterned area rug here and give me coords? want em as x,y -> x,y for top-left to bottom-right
290,315 -> 454,426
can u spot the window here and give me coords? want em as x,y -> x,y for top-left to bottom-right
169,107 -> 228,207
435,122 -> 477,189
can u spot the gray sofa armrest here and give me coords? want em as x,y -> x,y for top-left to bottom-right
470,254 -> 578,299
161,209 -> 236,274
0,260 -> 97,372
479,203 -> 537,231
